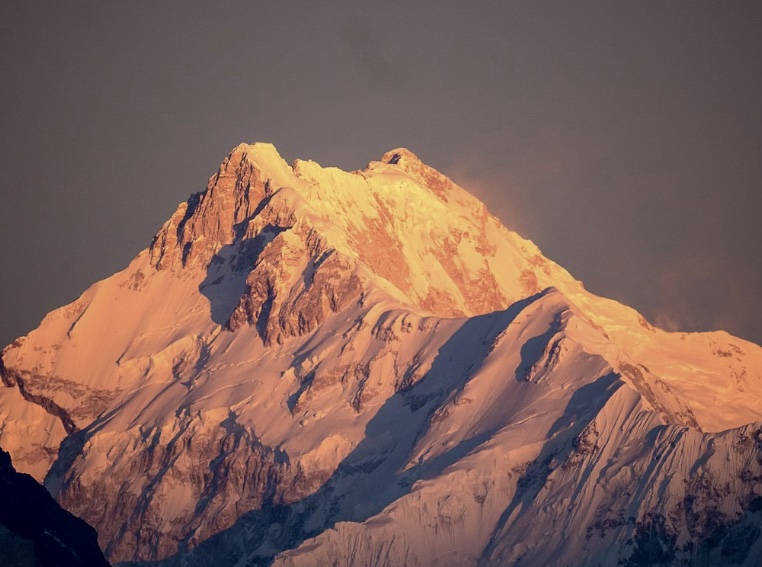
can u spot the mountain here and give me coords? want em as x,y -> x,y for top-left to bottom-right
0,447 -> 111,567
1,142 -> 761,566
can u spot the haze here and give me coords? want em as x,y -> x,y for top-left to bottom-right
1,1 -> 760,347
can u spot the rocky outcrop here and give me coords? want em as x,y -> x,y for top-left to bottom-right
227,226 -> 364,345
0,361 -> 76,435
149,144 -> 270,271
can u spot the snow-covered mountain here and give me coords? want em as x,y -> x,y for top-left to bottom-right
1,143 -> 761,566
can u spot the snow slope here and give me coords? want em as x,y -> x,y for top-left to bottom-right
1,143 -> 761,566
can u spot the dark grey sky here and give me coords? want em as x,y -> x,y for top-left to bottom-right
1,1 -> 760,347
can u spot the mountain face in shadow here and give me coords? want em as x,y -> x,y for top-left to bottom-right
1,143 -> 761,566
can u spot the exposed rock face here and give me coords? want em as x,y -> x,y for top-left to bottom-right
0,447 -> 111,567
0,142 -> 761,566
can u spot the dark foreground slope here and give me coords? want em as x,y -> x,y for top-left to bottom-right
0,447 -> 110,567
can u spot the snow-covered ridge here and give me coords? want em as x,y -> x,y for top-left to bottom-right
149,142 -> 582,320
0,142 -> 761,566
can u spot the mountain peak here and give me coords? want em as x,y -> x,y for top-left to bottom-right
225,141 -> 294,186
230,141 -> 284,162
374,147 -> 459,203
380,147 -> 421,165
146,142 -> 581,324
